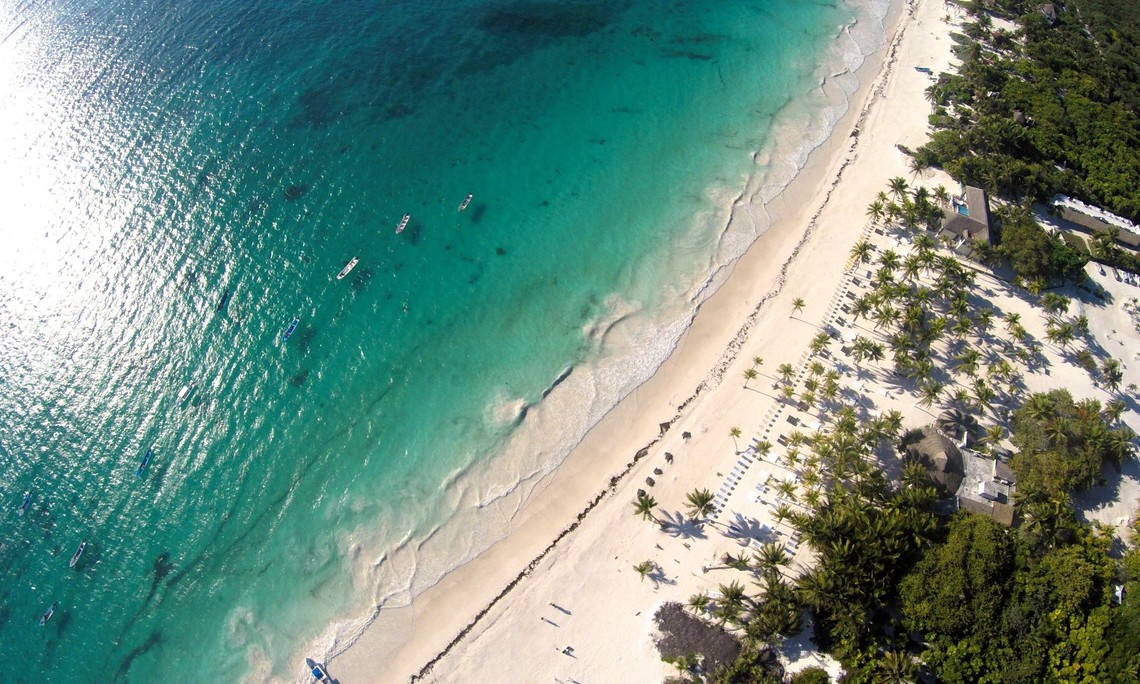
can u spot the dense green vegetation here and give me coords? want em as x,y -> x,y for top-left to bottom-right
994,205 -> 1088,289
898,514 -> 1123,683
1009,389 -> 1137,497
915,0 -> 1140,221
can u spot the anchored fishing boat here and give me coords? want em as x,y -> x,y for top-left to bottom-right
18,491 -> 30,516
458,193 -> 473,212
336,257 -> 359,280
395,213 -> 410,234
135,448 -> 153,478
39,602 -> 57,626
70,541 -> 86,568
177,382 -> 195,405
282,317 -> 300,343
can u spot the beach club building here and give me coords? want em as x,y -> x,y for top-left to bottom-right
939,184 -> 994,256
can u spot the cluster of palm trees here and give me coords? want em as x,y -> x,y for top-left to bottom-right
865,177 -> 949,237
845,214 -> 1034,422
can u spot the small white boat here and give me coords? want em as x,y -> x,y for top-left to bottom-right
177,382 -> 195,405
458,194 -> 473,212
39,602 -> 57,626
395,213 -> 410,234
70,541 -> 86,568
336,257 -> 359,280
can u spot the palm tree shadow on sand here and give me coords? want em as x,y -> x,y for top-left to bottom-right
724,513 -> 776,546
658,510 -> 707,540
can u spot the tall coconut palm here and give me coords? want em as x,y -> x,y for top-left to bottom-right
633,492 -> 661,524
687,593 -> 710,615
743,367 -> 758,389
754,439 -> 773,460
888,176 -> 910,202
719,579 -> 749,605
810,332 -> 832,356
933,184 -> 950,207
685,488 -> 716,522
917,381 -> 944,409
1101,358 -> 1123,393
982,424 -> 1005,454
753,542 -> 791,575
851,239 -> 874,263
866,200 -> 885,226
792,297 -> 806,317
879,249 -> 901,271
729,426 -> 742,451
777,363 -> 796,384
633,560 -> 655,582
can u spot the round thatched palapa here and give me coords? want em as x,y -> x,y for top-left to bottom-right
905,426 -> 965,496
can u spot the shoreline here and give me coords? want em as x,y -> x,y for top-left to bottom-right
328,0 -> 928,680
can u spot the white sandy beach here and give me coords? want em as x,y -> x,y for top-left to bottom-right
326,0 -> 1140,681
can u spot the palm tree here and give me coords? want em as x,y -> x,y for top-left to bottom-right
687,593 -> 710,615
875,650 -> 918,684
1104,399 -> 1127,424
729,426 -> 742,452
933,184 -> 950,207
752,356 -> 764,371
719,580 -> 748,606
1041,292 -> 1070,317
851,239 -> 874,263
810,332 -> 832,356
1101,358 -> 1123,393
879,249 -> 901,271
777,363 -> 796,384
754,439 -> 773,460
888,176 -> 910,202
881,410 -> 905,440
743,367 -> 758,389
917,381 -> 944,409
633,560 -> 655,582
685,488 -> 716,522
866,200 -> 885,226
953,347 -> 981,377
753,542 -> 791,575
982,424 -> 1005,454
1044,418 -> 1070,447
772,503 -> 794,530
972,379 -> 996,414
633,492 -> 660,524
792,297 -> 806,317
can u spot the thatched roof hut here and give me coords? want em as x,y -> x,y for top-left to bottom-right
905,426 -> 965,496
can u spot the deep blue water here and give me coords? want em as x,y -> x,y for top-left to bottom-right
0,0 -> 879,680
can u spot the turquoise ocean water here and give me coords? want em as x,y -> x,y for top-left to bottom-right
0,0 -> 888,680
